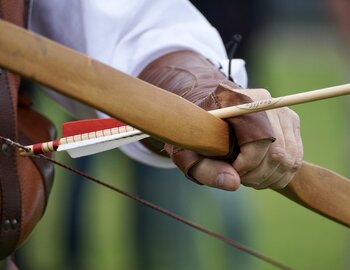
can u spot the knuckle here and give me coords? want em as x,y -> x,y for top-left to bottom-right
293,159 -> 303,171
270,147 -> 297,171
281,159 -> 296,171
270,147 -> 286,163
289,110 -> 301,125
287,108 -> 301,124
257,88 -> 271,99
248,88 -> 271,100
291,110 -> 300,122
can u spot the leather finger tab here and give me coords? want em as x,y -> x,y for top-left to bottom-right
164,144 -> 203,185
200,83 -> 275,146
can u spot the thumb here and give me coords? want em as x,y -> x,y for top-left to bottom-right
189,158 -> 241,191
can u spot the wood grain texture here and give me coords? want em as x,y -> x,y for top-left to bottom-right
0,20 -> 350,227
278,161 -> 350,227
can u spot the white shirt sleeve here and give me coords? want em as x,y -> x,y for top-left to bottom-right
29,0 -> 248,168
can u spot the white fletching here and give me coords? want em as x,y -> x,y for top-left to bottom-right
58,129 -> 150,158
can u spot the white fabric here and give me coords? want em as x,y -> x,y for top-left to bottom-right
29,0 -> 248,168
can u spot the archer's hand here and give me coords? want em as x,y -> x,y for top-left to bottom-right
138,50 -> 303,191
190,88 -> 303,191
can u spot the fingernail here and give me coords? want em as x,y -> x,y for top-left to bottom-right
216,173 -> 235,187
216,173 -> 240,191
217,173 -> 226,187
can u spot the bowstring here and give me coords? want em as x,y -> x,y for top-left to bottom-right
0,135 -> 293,270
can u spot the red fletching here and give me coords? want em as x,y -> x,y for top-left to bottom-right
62,118 -> 126,137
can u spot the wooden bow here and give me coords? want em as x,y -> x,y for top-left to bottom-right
0,19 -> 350,227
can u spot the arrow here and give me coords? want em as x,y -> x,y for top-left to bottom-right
20,84 -> 350,158
210,83 -> 350,118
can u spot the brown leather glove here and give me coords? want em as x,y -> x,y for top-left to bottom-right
138,50 -> 274,183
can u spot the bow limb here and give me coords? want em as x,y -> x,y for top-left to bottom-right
0,20 -> 350,227
277,161 -> 350,227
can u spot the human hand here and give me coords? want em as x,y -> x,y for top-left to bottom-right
138,50 -> 303,191
189,88 -> 303,191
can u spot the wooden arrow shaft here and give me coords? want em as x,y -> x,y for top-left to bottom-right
211,83 -> 350,118
0,20 -> 349,227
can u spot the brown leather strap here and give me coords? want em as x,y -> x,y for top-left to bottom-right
0,71 -> 22,259
0,0 -> 28,259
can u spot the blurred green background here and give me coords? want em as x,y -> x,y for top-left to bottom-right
14,1 -> 350,270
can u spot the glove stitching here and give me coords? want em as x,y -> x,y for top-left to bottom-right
167,66 -> 198,99
209,92 -> 222,109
